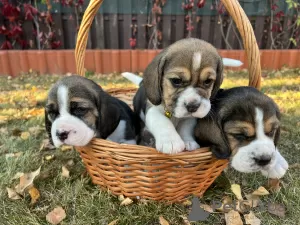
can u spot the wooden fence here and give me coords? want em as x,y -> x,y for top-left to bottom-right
0,0 -> 299,50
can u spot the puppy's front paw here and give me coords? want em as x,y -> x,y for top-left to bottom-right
156,135 -> 185,154
184,140 -> 200,151
261,151 -> 289,179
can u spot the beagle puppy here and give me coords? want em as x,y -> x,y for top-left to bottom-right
130,38 -> 224,154
45,75 -> 138,147
194,86 -> 289,179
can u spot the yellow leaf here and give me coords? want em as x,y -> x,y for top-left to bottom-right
182,199 -> 192,206
159,216 -> 170,225
252,186 -> 269,196
225,210 -> 243,225
61,145 -> 73,151
118,194 -> 125,202
6,187 -> 22,200
46,206 -> 66,225
245,194 -> 261,208
120,197 -> 133,206
28,186 -> 40,205
200,203 -> 214,213
20,132 -> 30,140
61,166 -> 70,178
15,166 -> 41,195
108,219 -> 118,225
244,211 -> 261,225
231,184 -> 243,200
179,215 -> 191,225
45,155 -> 55,161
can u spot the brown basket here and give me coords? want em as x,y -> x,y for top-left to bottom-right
74,0 -> 261,203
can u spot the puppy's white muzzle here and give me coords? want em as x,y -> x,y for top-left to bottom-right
51,115 -> 95,147
231,139 -> 276,173
173,87 -> 211,118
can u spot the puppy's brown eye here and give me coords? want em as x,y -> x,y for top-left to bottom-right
170,78 -> 183,87
72,107 -> 89,117
203,78 -> 213,87
266,129 -> 276,137
232,133 -> 255,142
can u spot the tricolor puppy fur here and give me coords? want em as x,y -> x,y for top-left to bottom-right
194,86 -> 289,179
45,75 -> 138,147
127,38 -> 224,154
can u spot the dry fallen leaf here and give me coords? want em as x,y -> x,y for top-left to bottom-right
159,216 -> 170,225
120,197 -> 133,206
28,126 -> 43,136
5,152 -> 23,159
289,163 -> 300,169
268,203 -> 286,218
118,194 -> 125,202
40,139 -> 55,151
66,159 -> 74,166
28,186 -> 40,205
200,203 -> 214,213
244,211 -> 261,225
179,215 -> 191,225
231,184 -> 243,200
108,219 -> 118,225
44,155 -> 55,161
266,178 -> 281,193
245,194 -> 261,208
225,210 -> 243,225
15,166 -> 41,195
6,187 -> 22,200
20,132 -> 30,140
61,166 -> 70,178
61,145 -> 73,151
182,199 -> 192,206
252,186 -> 269,196
12,172 -> 24,180
46,206 -> 66,225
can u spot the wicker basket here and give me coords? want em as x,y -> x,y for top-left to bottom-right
74,0 -> 261,203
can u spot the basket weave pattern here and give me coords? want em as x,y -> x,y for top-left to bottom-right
74,0 -> 261,203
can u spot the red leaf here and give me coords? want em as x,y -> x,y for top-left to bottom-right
17,39 -> 28,49
25,10 -> 34,20
46,13 -> 53,24
78,0 -> 84,5
0,25 -> 9,35
1,3 -> 20,22
51,41 -> 61,49
275,11 -> 285,20
197,0 -> 206,8
1,41 -> 13,50
9,25 -> 23,37
271,4 -> 278,11
129,38 -> 136,48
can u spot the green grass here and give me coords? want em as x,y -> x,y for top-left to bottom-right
0,69 -> 299,225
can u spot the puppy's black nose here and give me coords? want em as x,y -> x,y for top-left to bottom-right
186,102 -> 200,113
56,131 -> 69,141
254,156 -> 271,166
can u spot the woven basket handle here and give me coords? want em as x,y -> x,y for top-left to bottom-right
75,0 -> 261,89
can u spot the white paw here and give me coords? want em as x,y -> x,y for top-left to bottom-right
155,134 -> 185,154
184,140 -> 200,151
261,151 -> 289,179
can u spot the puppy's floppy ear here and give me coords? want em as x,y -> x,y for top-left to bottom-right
44,109 -> 54,145
194,115 -> 231,159
143,50 -> 167,105
211,56 -> 224,98
274,105 -> 281,147
97,100 -> 121,139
